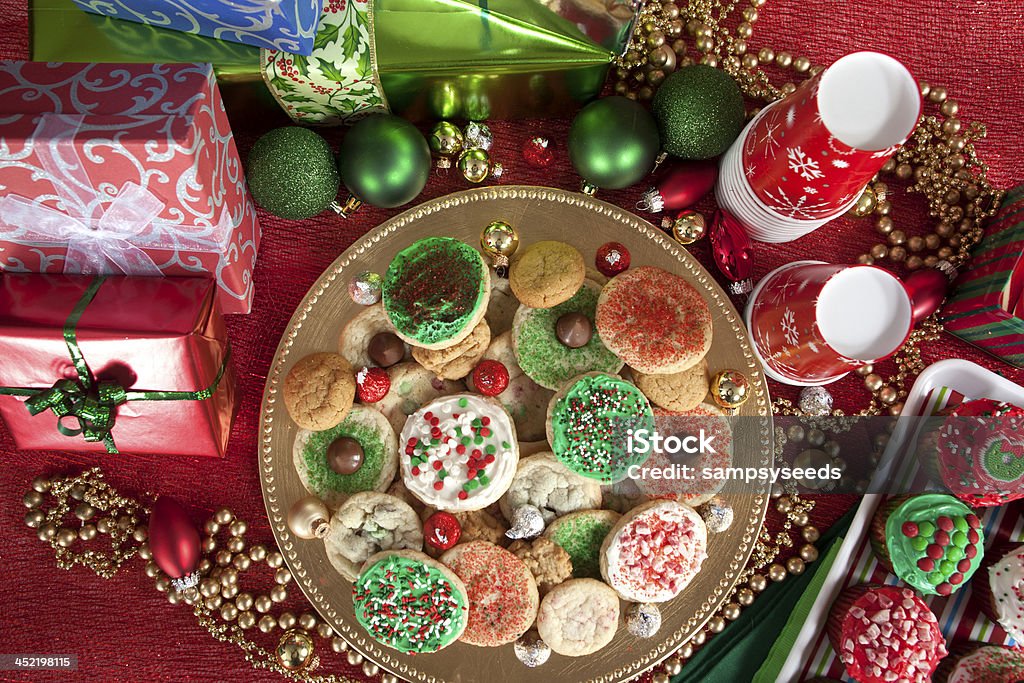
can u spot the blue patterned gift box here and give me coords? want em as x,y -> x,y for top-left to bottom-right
72,0 -> 324,55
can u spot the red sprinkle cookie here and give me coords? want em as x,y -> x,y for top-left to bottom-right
600,499 -> 708,602
440,541 -> 540,646
595,266 -> 712,374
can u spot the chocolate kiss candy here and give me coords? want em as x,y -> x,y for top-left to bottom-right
555,312 -> 592,348
505,504 -> 545,540
368,332 -> 404,367
327,437 -> 364,475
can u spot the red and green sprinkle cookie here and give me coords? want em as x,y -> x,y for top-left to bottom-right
547,373 -> 654,483
352,552 -> 468,654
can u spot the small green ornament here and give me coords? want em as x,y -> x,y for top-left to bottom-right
652,65 -> 746,160
567,96 -> 661,191
246,127 -> 339,220
457,148 -> 491,184
337,115 -> 432,209
429,121 -> 464,157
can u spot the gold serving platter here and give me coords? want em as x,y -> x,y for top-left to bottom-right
259,186 -> 772,683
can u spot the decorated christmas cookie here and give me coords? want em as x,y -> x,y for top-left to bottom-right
596,265 -> 713,374
325,492 -> 423,580
512,280 -> 623,391
536,578 -> 619,656
399,394 -> 519,511
545,509 -> 620,579
441,541 -> 540,647
600,499 -> 708,602
292,406 -> 398,508
870,493 -> 984,597
382,237 -> 490,350
499,452 -> 603,524
975,543 -> 1024,642
546,373 -> 655,483
936,399 -> 1024,507
352,550 -> 469,654
936,644 -> 1024,683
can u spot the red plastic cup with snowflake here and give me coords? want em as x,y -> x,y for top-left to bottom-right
745,261 -> 913,386
741,51 -> 920,221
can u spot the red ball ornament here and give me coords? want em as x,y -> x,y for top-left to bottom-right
356,366 -> 391,403
903,267 -> 950,323
595,242 -> 631,277
472,359 -> 509,396
148,496 -> 201,591
637,159 -> 719,213
709,209 -> 754,295
423,511 -> 462,551
522,136 -> 555,168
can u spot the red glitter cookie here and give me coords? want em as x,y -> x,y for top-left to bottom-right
827,584 -> 947,683
595,265 -> 712,374
440,540 -> 540,647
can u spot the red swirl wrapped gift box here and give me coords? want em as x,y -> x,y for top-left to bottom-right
0,61 -> 261,314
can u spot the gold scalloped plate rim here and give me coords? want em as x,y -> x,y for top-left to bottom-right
259,186 -> 773,683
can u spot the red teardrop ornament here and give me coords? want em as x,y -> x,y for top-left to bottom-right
638,159 -> 719,213
903,267 -> 949,323
710,209 -> 755,294
149,496 -> 201,590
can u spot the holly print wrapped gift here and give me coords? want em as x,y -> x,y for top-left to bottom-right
0,62 -> 261,314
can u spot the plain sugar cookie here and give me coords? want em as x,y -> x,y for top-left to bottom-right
509,240 -> 586,309
536,578 -> 619,656
283,352 -> 356,431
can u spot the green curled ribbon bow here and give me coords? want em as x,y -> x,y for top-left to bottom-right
0,276 -> 230,454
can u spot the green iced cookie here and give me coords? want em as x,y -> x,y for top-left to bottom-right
545,509 -> 621,579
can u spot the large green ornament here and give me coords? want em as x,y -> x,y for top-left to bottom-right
337,115 -> 432,209
567,96 -> 661,191
246,127 -> 339,220
652,65 -> 746,160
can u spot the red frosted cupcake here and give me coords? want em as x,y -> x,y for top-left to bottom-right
828,584 -> 948,683
972,542 -> 1024,643
934,644 -> 1024,682
936,399 -> 1024,507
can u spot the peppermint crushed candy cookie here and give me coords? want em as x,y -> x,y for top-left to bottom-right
382,237 -> 490,350
352,550 -> 468,654
546,373 -> 654,483
399,394 -> 519,511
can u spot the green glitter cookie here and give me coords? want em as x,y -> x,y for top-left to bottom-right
545,509 -> 621,579
353,550 -> 469,654
293,405 -> 398,508
382,237 -> 490,350
546,373 -> 655,483
512,280 -> 623,391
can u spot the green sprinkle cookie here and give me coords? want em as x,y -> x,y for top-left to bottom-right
545,510 -> 621,579
546,373 -> 655,483
293,405 -> 398,508
352,550 -> 468,653
513,280 -> 623,390
382,237 -> 490,350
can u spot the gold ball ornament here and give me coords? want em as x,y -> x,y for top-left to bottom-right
848,185 -> 877,217
287,496 -> 330,540
276,630 -> 315,671
667,210 -> 707,245
428,121 -> 464,157
457,148 -> 491,184
710,370 -> 750,410
480,221 -> 519,259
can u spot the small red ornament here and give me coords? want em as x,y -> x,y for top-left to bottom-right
356,366 -> 391,403
148,497 -> 201,591
472,359 -> 509,396
595,242 -> 631,277
903,267 -> 950,323
709,209 -> 754,295
637,159 -> 719,213
424,511 -> 462,550
522,136 -> 554,168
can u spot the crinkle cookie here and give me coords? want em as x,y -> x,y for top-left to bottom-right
293,405 -> 398,508
441,541 -> 539,647
508,536 -> 573,594
512,280 -> 623,391
467,330 -> 553,441
283,352 -> 356,431
325,492 -> 423,581
509,240 -> 586,309
545,509 -> 621,579
536,578 -> 619,657
338,304 -> 409,370
369,362 -> 464,434
411,318 -> 491,380
499,452 -> 603,524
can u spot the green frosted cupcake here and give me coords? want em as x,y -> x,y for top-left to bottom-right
512,280 -> 623,391
382,237 -> 490,350
545,509 -> 620,579
870,493 -> 984,597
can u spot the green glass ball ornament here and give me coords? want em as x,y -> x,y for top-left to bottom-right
337,115 -> 432,209
458,148 -> 491,184
429,121 -> 464,157
652,65 -> 745,160
246,127 -> 339,220
567,96 -> 661,192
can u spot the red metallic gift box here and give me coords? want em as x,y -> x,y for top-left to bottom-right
0,273 -> 236,457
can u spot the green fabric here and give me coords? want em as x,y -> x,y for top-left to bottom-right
675,506 -> 856,683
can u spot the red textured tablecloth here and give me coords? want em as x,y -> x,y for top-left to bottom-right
2,2 -> 1023,681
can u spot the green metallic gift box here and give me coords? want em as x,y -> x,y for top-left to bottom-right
32,0 -> 636,122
